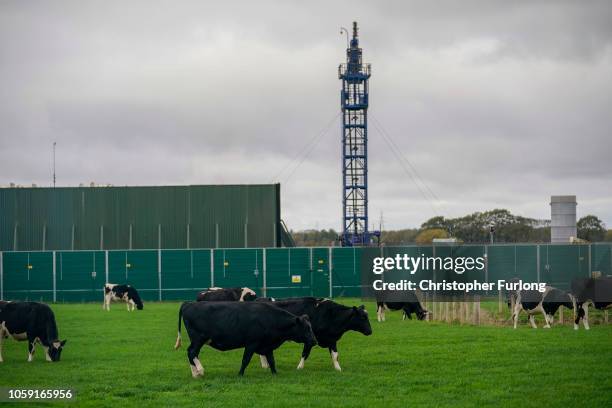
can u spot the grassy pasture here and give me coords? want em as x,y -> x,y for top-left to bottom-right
0,300 -> 610,407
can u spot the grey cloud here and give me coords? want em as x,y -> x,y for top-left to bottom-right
1,1 -> 611,229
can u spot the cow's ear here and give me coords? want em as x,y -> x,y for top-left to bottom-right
60,339 -> 67,347
359,305 -> 365,310
352,306 -> 357,311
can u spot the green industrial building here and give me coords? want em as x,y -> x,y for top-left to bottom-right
0,184 -> 286,251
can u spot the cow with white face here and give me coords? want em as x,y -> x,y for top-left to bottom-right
0,301 -> 67,362
571,277 -> 612,330
196,287 -> 257,302
512,286 -> 575,329
103,284 -> 144,311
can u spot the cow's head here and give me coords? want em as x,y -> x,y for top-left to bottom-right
416,309 -> 428,320
240,287 -> 257,301
48,340 -> 67,362
294,315 -> 317,348
350,305 -> 373,336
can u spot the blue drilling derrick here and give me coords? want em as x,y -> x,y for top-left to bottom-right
339,22 -> 379,247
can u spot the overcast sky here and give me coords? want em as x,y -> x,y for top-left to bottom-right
1,1 -> 611,230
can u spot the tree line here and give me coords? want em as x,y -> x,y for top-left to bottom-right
290,209 -> 609,246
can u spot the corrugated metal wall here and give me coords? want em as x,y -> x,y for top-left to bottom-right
1,243 -> 609,303
0,184 -> 281,251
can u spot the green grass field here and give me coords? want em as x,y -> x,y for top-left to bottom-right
1,300 -> 611,407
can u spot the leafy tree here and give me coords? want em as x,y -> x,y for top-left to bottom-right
577,215 -> 606,242
415,228 -> 449,244
381,229 -> 419,245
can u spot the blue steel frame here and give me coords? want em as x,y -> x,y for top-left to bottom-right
339,22 -> 379,246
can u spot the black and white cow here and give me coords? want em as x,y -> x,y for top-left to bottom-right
0,301 -> 67,362
571,277 -> 612,330
103,284 -> 144,311
195,287 -> 257,302
512,286 -> 575,329
174,301 -> 316,377
376,291 -> 428,322
257,297 -> 372,371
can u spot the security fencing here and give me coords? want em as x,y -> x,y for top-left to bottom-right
0,243 -> 610,303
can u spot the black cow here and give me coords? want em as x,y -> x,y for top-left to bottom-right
571,277 -> 612,330
103,284 -> 144,311
257,297 -> 372,371
0,301 -> 67,362
512,286 -> 575,329
196,287 -> 257,302
174,301 -> 316,377
376,291 -> 428,322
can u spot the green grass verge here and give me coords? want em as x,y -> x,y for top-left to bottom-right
0,300 -> 610,407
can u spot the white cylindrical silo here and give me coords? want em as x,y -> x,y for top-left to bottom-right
550,195 -> 577,243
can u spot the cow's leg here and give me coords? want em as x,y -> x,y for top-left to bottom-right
265,351 -> 277,375
297,343 -> 313,369
529,314 -> 537,329
329,343 -> 341,371
260,354 -> 269,369
187,338 -> 205,378
543,313 -> 552,329
0,329 -> 3,362
27,337 -> 36,362
238,346 -> 256,376
376,305 -> 382,322
582,303 -> 590,330
512,303 -> 522,329
44,346 -> 52,362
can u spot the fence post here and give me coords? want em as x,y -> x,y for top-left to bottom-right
262,248 -> 267,297
52,251 -> 57,303
588,244 -> 592,277
329,247 -> 333,298
158,249 -> 162,301
536,244 -> 540,283
105,250 -> 109,284
498,289 -> 503,314
1,251 -> 3,300
210,249 -> 215,288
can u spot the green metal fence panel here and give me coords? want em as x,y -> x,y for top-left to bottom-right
591,243 -> 611,276
160,249 -> 212,300
108,250 -> 159,301
0,244 -> 608,303
2,251 -> 53,302
311,248 -> 330,297
56,251 -> 105,302
213,249 -> 263,293
541,245 -> 589,291
332,247 -> 360,297
266,248 -> 311,298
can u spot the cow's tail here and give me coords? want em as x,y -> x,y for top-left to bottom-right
174,302 -> 186,349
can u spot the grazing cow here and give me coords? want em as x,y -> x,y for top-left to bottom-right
571,277 -> 612,330
195,287 -> 257,302
103,284 -> 144,311
376,291 -> 428,322
257,297 -> 372,371
0,301 -> 67,362
512,286 -> 575,329
174,301 -> 316,377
